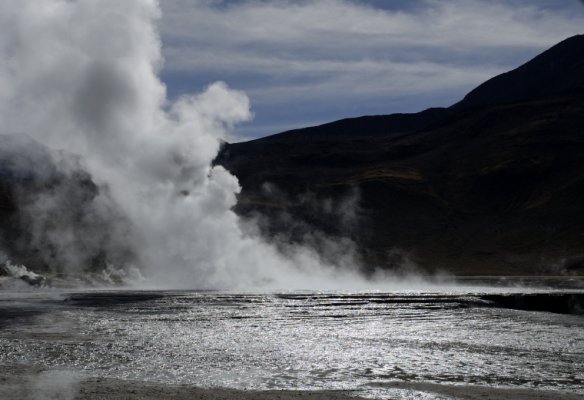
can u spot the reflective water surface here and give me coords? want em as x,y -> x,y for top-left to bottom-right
0,288 -> 583,398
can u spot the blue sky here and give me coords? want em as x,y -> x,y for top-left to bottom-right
158,0 -> 584,140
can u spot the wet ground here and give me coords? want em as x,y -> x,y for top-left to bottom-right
0,284 -> 583,399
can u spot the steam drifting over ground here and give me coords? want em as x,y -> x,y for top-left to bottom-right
0,0 -> 437,290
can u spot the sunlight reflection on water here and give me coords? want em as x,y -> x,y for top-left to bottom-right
0,287 -> 583,398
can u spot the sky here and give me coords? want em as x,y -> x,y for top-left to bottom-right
158,0 -> 584,140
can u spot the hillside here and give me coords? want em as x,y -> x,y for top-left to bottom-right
0,135 -> 133,276
217,35 -> 584,275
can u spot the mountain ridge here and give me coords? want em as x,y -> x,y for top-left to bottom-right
217,34 -> 584,275
453,34 -> 584,110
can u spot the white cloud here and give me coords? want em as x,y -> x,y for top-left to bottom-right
162,0 -> 580,50
160,0 -> 583,68
158,0 -> 584,136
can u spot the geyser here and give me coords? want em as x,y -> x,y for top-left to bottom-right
0,0 -> 426,290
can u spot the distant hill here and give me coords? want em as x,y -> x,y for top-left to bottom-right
217,35 -> 584,275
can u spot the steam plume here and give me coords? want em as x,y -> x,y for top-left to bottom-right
0,0 -> 424,290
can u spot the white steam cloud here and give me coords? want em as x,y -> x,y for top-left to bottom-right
0,0 -> 434,290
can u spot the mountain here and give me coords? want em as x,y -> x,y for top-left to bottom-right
453,34 -> 584,110
260,107 -> 448,141
217,35 -> 584,275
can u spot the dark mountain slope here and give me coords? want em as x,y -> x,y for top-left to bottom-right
453,34 -> 584,110
263,107 -> 448,142
217,35 -> 584,275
